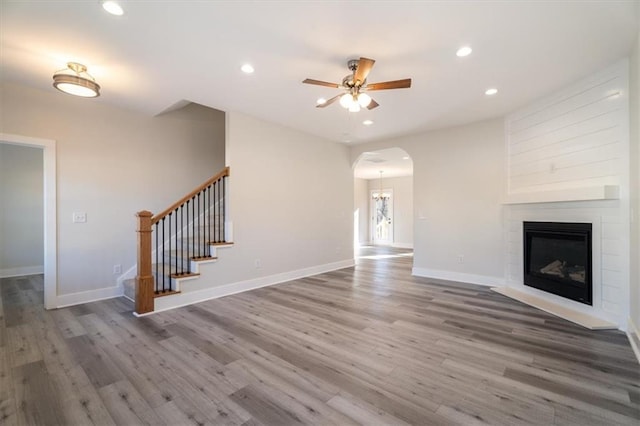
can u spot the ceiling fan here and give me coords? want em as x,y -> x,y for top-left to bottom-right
303,57 -> 411,112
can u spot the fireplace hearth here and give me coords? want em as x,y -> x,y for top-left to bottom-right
523,221 -> 592,305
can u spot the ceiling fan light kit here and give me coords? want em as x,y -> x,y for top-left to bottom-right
303,57 -> 411,112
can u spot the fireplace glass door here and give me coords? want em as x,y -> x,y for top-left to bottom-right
523,221 -> 592,305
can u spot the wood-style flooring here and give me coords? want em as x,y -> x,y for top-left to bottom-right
1,246 -> 639,425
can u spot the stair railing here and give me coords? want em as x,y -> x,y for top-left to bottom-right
135,166 -> 230,314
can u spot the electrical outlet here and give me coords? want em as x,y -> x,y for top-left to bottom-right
458,255 -> 464,264
113,264 -> 122,274
72,212 -> 87,223
254,259 -> 261,269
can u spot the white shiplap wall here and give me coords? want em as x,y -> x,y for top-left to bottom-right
507,62 -> 627,195
504,60 -> 630,329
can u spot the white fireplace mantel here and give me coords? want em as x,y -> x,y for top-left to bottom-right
502,185 -> 620,205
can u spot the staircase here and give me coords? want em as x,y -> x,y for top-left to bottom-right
132,167 -> 231,315
124,228 -> 233,300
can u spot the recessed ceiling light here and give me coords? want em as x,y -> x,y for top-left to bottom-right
316,98 -> 327,105
402,156 -> 410,160
363,120 -> 373,126
456,46 -> 472,57
241,64 -> 254,74
485,88 -> 498,96
102,1 -> 124,16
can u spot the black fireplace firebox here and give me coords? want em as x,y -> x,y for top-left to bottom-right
523,221 -> 592,305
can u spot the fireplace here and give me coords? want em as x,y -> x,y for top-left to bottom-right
523,221 -> 592,305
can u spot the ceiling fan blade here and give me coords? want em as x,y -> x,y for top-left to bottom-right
302,78 -> 340,88
367,98 -> 379,110
365,78 -> 412,91
354,57 -> 375,86
316,93 -> 343,108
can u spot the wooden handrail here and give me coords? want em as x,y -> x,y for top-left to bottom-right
151,166 -> 230,225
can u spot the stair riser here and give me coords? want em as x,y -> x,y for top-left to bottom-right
175,234 -> 226,246
161,253 -> 211,267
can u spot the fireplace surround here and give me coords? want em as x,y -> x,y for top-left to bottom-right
523,221 -> 593,305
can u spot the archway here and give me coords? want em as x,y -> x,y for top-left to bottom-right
352,147 -> 413,260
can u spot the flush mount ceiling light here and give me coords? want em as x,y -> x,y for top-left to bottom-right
52,62 -> 101,97
485,87 -> 498,95
456,46 -> 472,57
363,119 -> 373,126
241,63 -> 254,74
102,1 -> 124,16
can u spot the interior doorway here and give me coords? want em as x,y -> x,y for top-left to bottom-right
371,188 -> 393,245
0,133 -> 57,309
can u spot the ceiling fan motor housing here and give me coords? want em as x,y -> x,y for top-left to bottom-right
347,59 -> 359,72
342,75 -> 358,89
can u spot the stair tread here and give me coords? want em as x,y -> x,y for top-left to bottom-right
192,255 -> 218,261
153,290 -> 181,298
169,272 -> 200,279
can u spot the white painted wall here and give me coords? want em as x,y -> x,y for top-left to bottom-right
353,178 -> 369,246
0,82 -> 225,301
176,111 -> 354,295
351,118 -> 506,286
630,20 -> 640,334
504,60 -> 630,329
368,176 -> 413,248
0,144 -> 43,276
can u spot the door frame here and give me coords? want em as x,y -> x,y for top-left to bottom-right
370,188 -> 393,245
1,133 -> 57,309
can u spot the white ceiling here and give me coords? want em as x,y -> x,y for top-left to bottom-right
1,1 -> 638,145
354,147 -> 413,180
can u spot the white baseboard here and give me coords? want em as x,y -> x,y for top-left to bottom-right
391,242 -> 414,249
56,285 -> 124,308
151,259 -> 355,314
0,265 -> 44,278
412,267 -> 505,287
627,318 -> 640,365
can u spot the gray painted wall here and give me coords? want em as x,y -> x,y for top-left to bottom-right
0,143 -> 43,276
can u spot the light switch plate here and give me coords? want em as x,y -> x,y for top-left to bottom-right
72,212 -> 87,223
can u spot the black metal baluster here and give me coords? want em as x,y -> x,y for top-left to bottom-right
208,184 -> 212,247
179,205 -> 183,275
162,217 -> 166,292
186,200 -> 190,273
203,188 -> 208,257
168,212 -> 172,290
191,196 -> 195,261
155,222 -> 159,294
222,176 -> 226,242
197,193 -> 201,258
175,207 -> 179,275
214,181 -> 219,243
